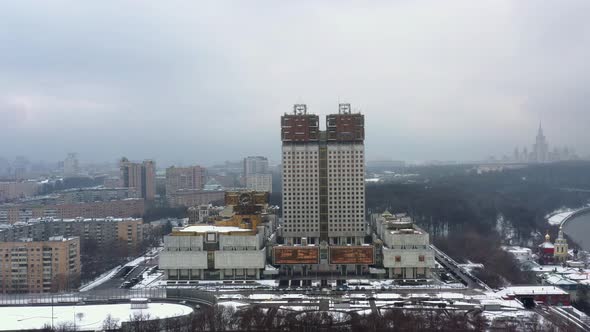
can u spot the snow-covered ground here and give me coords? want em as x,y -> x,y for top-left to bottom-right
218,301 -> 249,309
0,302 -> 193,331
80,248 -> 162,292
546,209 -> 576,226
131,269 -> 164,289
79,265 -> 122,292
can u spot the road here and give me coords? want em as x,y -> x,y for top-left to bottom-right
535,305 -> 590,331
87,251 -> 160,292
430,245 -> 492,291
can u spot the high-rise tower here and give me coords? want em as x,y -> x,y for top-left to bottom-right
120,158 -> 156,200
533,123 -> 549,163
281,104 -> 365,246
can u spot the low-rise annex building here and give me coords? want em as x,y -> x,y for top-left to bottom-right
160,192 -> 274,280
371,211 -> 435,279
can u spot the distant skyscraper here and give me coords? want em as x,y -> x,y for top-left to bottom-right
120,158 -> 156,200
533,123 -> 549,163
281,104 -> 365,245
63,153 -> 80,177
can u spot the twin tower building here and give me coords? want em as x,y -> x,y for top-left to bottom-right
160,104 -> 433,282
281,103 -> 366,246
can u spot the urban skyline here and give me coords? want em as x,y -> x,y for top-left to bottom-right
2,2 -> 590,165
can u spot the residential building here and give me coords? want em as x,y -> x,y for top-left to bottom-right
243,156 -> 272,193
63,153 -> 80,177
59,187 -> 140,204
120,158 -> 156,200
0,199 -> 145,224
0,236 -> 80,294
0,181 -> 40,203
167,190 -> 225,208
0,217 -> 145,255
243,156 -> 269,177
245,174 -> 273,194
165,166 -> 206,200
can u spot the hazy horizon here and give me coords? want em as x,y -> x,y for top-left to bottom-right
2,1 -> 590,166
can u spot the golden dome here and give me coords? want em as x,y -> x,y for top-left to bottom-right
545,233 -> 551,242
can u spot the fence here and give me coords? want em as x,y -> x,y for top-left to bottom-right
0,288 -> 167,306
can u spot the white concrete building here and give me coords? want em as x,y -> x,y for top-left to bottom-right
160,192 -> 274,280
243,156 -> 269,176
246,174 -> 273,193
159,225 -> 266,280
372,212 -> 435,279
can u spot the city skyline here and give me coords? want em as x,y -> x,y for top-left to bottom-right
2,1 -> 590,165
0,118 -> 585,169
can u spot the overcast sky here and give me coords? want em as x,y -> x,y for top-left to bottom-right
1,1 -> 589,166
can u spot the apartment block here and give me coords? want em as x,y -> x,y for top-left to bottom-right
165,166 -> 206,200
0,199 -> 145,224
0,236 -> 80,294
120,158 -> 156,200
167,190 -> 225,208
245,174 -> 273,194
0,217 -> 145,255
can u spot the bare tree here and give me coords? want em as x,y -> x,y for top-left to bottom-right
102,314 -> 120,331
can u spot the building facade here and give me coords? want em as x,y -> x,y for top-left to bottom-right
63,153 -> 80,177
243,156 -> 272,193
0,217 -> 145,255
120,158 -> 156,200
245,174 -> 273,194
243,156 -> 269,177
0,236 -> 80,294
160,192 -> 274,280
371,212 -> 435,279
165,166 -> 206,200
0,181 -> 40,203
274,104 -> 372,284
281,104 -> 365,245
0,199 -> 145,224
167,190 -> 225,208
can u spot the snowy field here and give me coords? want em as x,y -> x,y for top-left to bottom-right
0,302 -> 193,331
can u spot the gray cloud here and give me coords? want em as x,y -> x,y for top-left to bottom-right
1,0 -> 589,165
